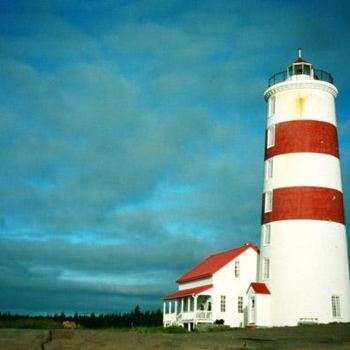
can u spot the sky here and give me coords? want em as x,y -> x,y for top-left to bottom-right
1,0 -> 350,315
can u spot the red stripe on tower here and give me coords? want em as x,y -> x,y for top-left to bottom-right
261,186 -> 345,224
265,120 -> 339,160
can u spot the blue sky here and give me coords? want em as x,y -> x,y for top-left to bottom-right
1,0 -> 350,314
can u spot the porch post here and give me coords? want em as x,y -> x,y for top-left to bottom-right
175,298 -> 178,315
181,298 -> 184,313
194,295 -> 198,327
163,301 -> 166,328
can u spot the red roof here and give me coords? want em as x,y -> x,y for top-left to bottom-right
294,57 -> 306,63
164,284 -> 213,300
176,243 -> 258,284
248,282 -> 271,295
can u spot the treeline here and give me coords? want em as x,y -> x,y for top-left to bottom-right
0,306 -> 163,329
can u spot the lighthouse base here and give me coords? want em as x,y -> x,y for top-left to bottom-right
258,220 -> 350,327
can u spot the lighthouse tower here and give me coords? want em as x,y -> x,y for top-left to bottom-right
259,50 -> 350,326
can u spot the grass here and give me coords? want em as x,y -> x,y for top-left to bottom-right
0,317 -> 63,330
1,322 -> 350,349
1,324 -> 350,350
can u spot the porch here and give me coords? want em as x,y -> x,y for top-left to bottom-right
163,284 -> 213,329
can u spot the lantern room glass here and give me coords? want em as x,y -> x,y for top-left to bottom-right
288,63 -> 312,77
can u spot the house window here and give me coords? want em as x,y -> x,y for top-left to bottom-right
268,96 -> 276,117
237,296 -> 243,313
264,191 -> 273,213
262,224 -> 271,245
331,296 -> 341,317
234,261 -> 240,278
265,158 -> 273,180
267,125 -> 275,148
263,258 -> 270,279
220,295 -> 226,312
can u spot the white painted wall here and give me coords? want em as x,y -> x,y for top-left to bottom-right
211,247 -> 258,327
265,80 -> 337,127
259,220 -> 350,326
178,277 -> 212,290
255,294 -> 271,327
247,288 -> 271,327
264,153 -> 342,192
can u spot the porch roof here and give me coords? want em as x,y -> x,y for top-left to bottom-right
248,282 -> 271,295
163,284 -> 213,300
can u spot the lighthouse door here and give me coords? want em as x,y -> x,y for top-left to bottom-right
249,296 -> 256,324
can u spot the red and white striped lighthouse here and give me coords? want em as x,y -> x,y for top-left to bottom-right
259,50 -> 350,326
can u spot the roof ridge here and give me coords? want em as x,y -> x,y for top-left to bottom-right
176,242 -> 258,284
208,242 -> 256,257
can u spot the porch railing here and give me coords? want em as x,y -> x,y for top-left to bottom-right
196,311 -> 212,320
166,311 -> 212,322
267,68 -> 334,87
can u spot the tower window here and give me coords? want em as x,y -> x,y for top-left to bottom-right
264,191 -> 273,213
268,96 -> 276,117
267,125 -> 275,148
263,258 -> 270,279
234,261 -> 240,278
265,159 -> 273,180
220,295 -> 226,312
262,224 -> 271,245
331,296 -> 341,317
237,296 -> 243,313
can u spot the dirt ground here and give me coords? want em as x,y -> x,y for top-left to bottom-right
1,323 -> 350,350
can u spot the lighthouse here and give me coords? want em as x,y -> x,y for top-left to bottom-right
259,50 -> 350,326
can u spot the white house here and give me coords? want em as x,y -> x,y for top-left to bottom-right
163,243 -> 259,330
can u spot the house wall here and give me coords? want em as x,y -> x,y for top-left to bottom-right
178,277 -> 212,290
211,247 -> 258,327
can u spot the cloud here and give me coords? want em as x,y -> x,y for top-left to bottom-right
0,0 -> 349,314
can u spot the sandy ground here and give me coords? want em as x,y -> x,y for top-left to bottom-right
1,323 -> 350,349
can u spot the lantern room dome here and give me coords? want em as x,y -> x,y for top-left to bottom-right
267,49 -> 334,87
287,49 -> 312,78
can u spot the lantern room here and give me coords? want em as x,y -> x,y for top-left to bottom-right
287,49 -> 313,79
